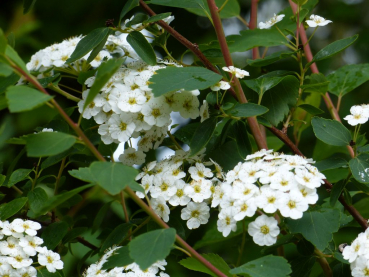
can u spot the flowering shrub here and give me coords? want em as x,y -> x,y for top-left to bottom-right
1,0 -> 369,276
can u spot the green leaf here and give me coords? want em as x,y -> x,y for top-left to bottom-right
0,29 -> 7,54
129,228 -> 176,270
41,147 -> 76,169
228,103 -> 269,118
209,141 -> 242,171
148,0 -> 203,8
186,0 -> 240,19
91,201 -> 113,235
25,132 -> 76,157
69,167 -> 95,183
127,31 -> 156,66
285,207 -> 340,250
119,0 -> 140,24
87,29 -> 112,63
247,51 -> 295,67
37,268 -> 63,277
330,180 -> 346,207
28,187 -> 48,214
32,184 -> 93,217
290,256 -> 316,277
349,153 -> 369,184
89,161 -> 139,195
101,223 -> 133,252
149,67 -> 222,97
261,76 -> 299,126
83,58 -> 124,110
359,145 -> 369,153
41,222 -> 69,250
23,0 -> 37,14
179,253 -> 232,277
5,45 -> 28,73
7,168 -> 32,188
125,14 -> 149,27
234,121 -> 252,158
66,28 -> 110,64
174,122 -> 199,144
38,74 -> 61,88
297,104 -> 324,116
327,64 -> 369,97
102,246 -> 134,270
0,197 -> 28,220
315,157 -> 347,171
62,227 -> 88,244
189,117 -> 217,156
7,32 -> 15,48
0,63 -> 13,77
230,255 -> 292,277
245,76 -> 287,97
6,86 -> 53,113
144,13 -> 172,24
311,117 -> 352,147
311,35 -> 358,63
0,73 -> 20,93
301,73 -> 329,93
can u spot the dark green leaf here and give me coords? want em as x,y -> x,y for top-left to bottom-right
125,14 -> 149,27
332,263 -> 351,277
41,148 -> 76,169
92,201 -> 113,234
25,132 -> 76,157
261,76 -> 299,126
247,51 -> 295,67
127,31 -> 156,66
28,187 -> 48,214
349,153 -> 369,184
1,148 -> 26,188
6,86 -> 53,113
297,104 -> 324,116
119,0 -> 140,23
179,253 -> 232,277
144,13 -> 172,24
311,117 -> 352,147
37,268 -> 63,277
0,197 -> 28,220
7,168 -> 32,188
41,222 -> 68,250
101,223 -> 133,252
0,29 -> 7,54
148,0 -> 202,8
209,141 -> 242,171
89,161 -> 139,195
290,256 -> 316,277
62,227 -> 88,243
327,64 -> 369,97
23,0 -> 37,14
66,28 -> 110,64
87,30 -> 112,63
189,117 -> 217,156
311,35 -> 358,63
285,207 -> 340,250
359,145 -> 369,153
0,63 -> 13,77
38,74 -> 61,88
186,0 -> 240,19
77,69 -> 97,85
84,58 -> 124,110
245,76 -> 287,96
103,246 -> 134,270
228,103 -> 269,117
174,122 -> 199,145
230,255 -> 292,277
301,73 -> 329,93
234,121 -> 252,158
7,32 -> 15,48
129,228 -> 176,270
330,180 -> 346,207
315,157 -> 347,171
0,73 -> 20,93
69,167 -> 95,183
149,67 -> 222,97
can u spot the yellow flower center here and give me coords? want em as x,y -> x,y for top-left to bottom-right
260,225 -> 270,234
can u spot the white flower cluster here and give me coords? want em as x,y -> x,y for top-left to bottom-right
258,13 -> 331,29
79,60 -> 204,166
83,246 -> 169,277
342,228 -> 369,277
344,104 -> 369,126
0,219 -> 63,276
136,149 -> 325,247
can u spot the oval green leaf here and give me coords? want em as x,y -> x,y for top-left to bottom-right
189,117 -> 217,156
297,104 -> 324,116
229,103 -> 269,118
0,197 -> 28,220
349,153 -> 369,184
311,117 -> 352,147
127,31 -> 157,66
119,0 -> 140,24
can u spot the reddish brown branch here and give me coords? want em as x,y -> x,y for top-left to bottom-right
249,0 -> 260,59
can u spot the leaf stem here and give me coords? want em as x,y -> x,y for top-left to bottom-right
314,248 -> 333,277
217,0 -> 229,13
54,157 -> 66,195
174,245 -> 192,257
167,131 -> 183,150
236,219 -> 246,266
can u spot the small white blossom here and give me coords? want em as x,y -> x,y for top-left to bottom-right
222,66 -> 249,79
306,14 -> 332,27
247,215 -> 280,246
259,14 -> 285,29
217,210 -> 237,237
344,105 -> 369,126
181,202 -> 210,229
119,147 -> 146,166
199,100 -> 210,123
151,197 -> 170,223
37,248 -> 64,273
210,81 -> 230,91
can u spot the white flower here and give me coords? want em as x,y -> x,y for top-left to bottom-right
173,92 -> 200,119
210,81 -> 230,91
295,185 -> 318,205
151,175 -> 176,201
294,168 -> 322,189
233,198 -> 257,221
169,180 -> 191,206
344,105 -> 369,126
256,186 -> 282,213
269,171 -> 298,192
107,113 -> 136,143
342,233 -> 368,263
247,215 -> 280,246
277,190 -> 308,219
351,256 -> 369,277
119,147 -> 146,166
151,197 -> 170,222
90,50 -> 112,68
117,89 -> 146,113
11,219 -> 41,237
259,14 -> 285,29
141,98 -> 171,127
222,66 -> 249,79
38,249 -> 64,273
41,128 -> 53,133
7,251 -> 33,269
188,163 -> 213,181
245,149 -> 274,160
184,179 -> 212,203
19,235 -> 44,256
231,180 -> 259,201
136,174 -> 154,198
199,100 -> 210,123
306,14 -> 332,27
0,237 -> 22,256
217,210 -> 237,237
16,267 -> 37,277
181,202 -> 210,229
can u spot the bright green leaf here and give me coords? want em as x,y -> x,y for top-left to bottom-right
6,86 -> 53,113
311,35 -> 358,63
25,132 -> 76,157
179,253 -> 232,277
103,246 -> 134,270
301,73 -> 329,93
285,207 -> 340,250
230,255 -> 292,277
149,67 -> 222,97
327,64 -> 369,97
127,31 -> 156,66
0,197 -> 28,220
349,153 -> 369,184
189,117 -> 217,156
41,222 -> 69,250
5,45 -> 28,73
101,223 -> 133,252
84,58 -> 124,110
311,117 -> 352,147
186,0 -> 240,19
69,167 -> 95,183
228,103 -> 269,118
89,161 -> 139,195
245,76 -> 287,96
0,63 -> 13,77
297,104 -> 324,116
129,228 -> 176,270
66,28 -> 110,64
